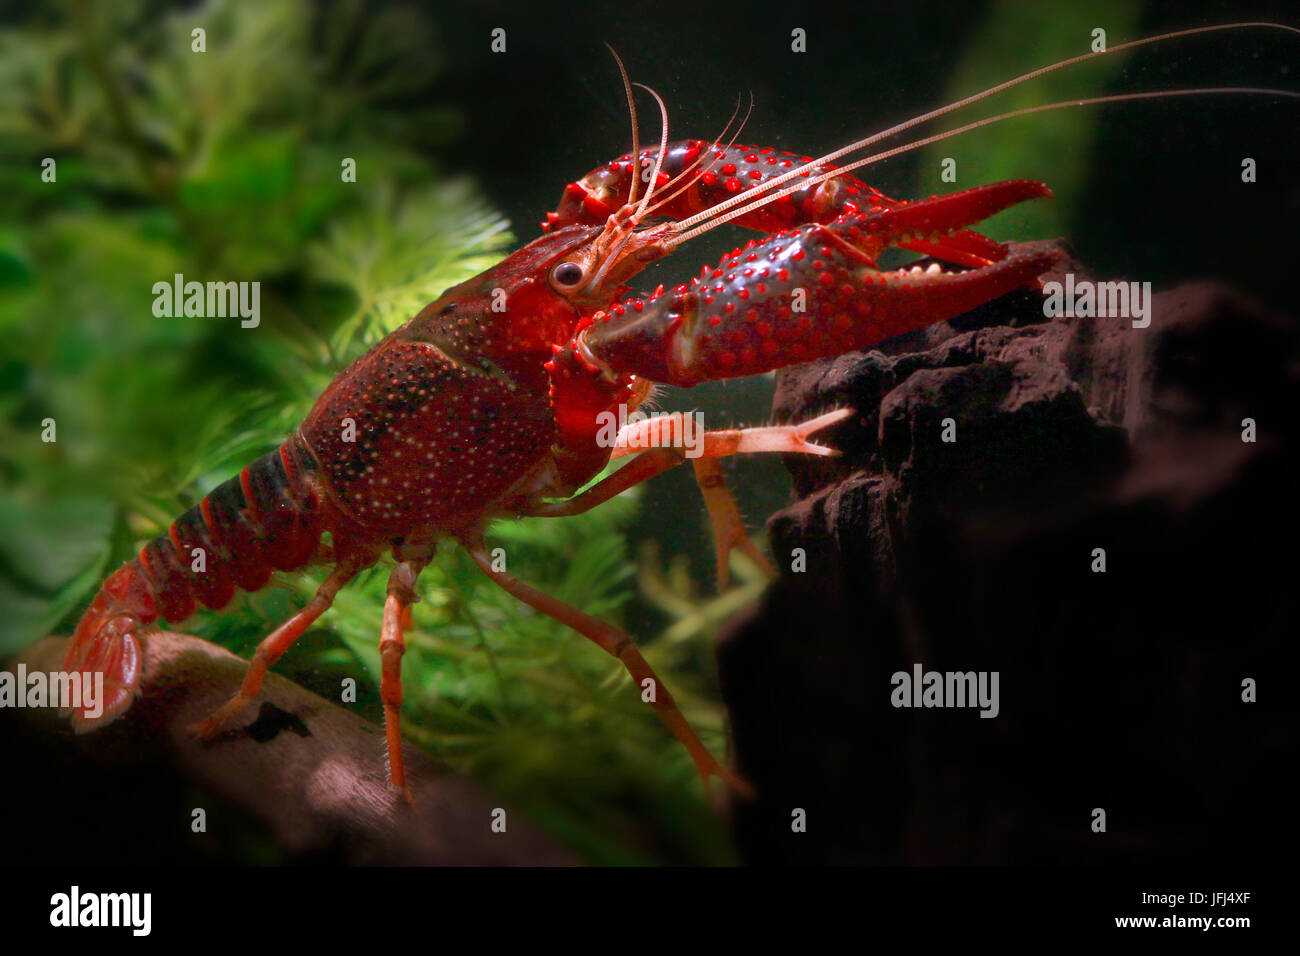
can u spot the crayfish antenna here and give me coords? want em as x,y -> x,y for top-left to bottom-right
631,81 -> 671,221
605,43 -> 641,208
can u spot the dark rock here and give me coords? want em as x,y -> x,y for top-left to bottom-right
720,242 -> 1298,864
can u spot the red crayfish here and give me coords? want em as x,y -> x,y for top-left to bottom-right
61,23 -> 1297,800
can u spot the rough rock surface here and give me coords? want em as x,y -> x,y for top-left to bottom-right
718,242 -> 1297,864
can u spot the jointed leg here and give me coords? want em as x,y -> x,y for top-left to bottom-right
196,562 -> 358,739
380,559 -> 425,801
527,446 -> 685,518
692,458 -> 777,588
526,408 -> 851,586
462,535 -> 753,797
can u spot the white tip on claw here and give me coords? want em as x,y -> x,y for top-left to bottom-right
793,407 -> 855,456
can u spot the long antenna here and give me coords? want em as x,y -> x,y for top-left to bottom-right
667,86 -> 1300,246
605,43 -> 641,207
669,21 -> 1300,234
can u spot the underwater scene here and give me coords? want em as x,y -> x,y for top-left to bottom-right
0,0 -> 1294,902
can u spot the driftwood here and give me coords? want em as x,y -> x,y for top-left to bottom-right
5,633 -> 575,865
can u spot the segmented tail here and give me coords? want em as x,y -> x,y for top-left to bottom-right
62,438 -> 325,730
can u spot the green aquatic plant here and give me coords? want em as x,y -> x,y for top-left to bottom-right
0,0 -> 736,864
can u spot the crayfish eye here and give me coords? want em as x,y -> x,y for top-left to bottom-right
550,261 -> 585,289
